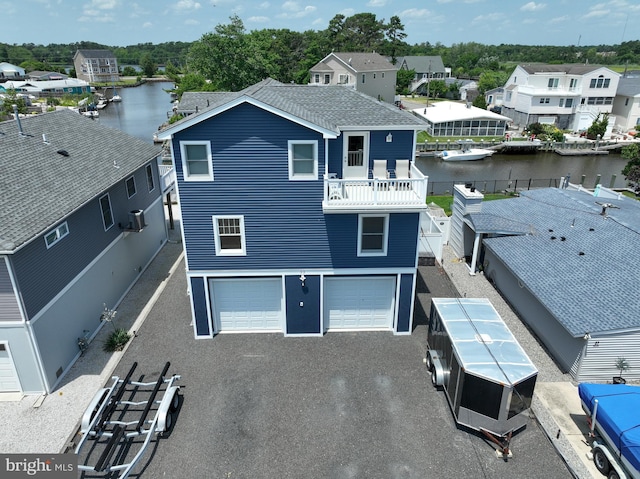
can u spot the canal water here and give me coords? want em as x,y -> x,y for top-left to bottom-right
97,81 -> 631,193
96,81 -> 174,143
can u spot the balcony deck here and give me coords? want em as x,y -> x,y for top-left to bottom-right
323,164 -> 428,212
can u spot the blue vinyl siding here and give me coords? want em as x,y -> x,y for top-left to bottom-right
11,161 -> 160,318
396,273 -> 414,333
190,277 -> 210,336
173,103 -> 419,271
285,275 -> 321,334
326,130 -> 415,176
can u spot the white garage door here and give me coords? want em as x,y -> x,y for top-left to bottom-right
324,276 -> 396,331
210,278 -> 283,332
0,344 -> 21,393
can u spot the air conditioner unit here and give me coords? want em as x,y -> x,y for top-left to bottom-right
129,210 -> 145,232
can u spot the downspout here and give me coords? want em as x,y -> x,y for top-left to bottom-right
469,231 -> 482,276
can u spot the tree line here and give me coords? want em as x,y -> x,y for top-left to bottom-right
2,13 -> 640,93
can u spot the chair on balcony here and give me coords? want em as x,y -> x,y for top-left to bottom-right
394,160 -> 411,190
372,159 -> 389,190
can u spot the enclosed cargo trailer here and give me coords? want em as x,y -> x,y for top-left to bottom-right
425,298 -> 538,454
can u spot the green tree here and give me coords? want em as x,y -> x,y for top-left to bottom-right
586,113 -> 609,140
342,13 -> 385,51
396,68 -> 414,94
172,72 -> 215,99
622,143 -> 640,193
121,66 -> 138,76
385,16 -> 407,64
188,15 -> 267,91
0,89 -> 27,120
477,70 -> 508,95
472,94 -> 487,110
140,52 -> 156,77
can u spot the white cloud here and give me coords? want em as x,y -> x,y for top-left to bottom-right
172,0 -> 201,13
367,0 -> 386,7
521,2 -> 546,12
582,9 -> 608,19
339,8 -> 355,17
399,8 -> 431,19
142,21 -> 152,28
278,1 -> 316,18
471,12 -> 505,25
247,15 -> 270,23
259,2 -> 270,8
78,0 -> 120,22
184,18 -> 199,25
549,15 -> 568,24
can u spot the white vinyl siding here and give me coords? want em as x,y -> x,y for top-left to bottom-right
180,141 -> 213,181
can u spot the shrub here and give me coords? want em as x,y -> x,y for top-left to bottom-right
103,328 -> 131,352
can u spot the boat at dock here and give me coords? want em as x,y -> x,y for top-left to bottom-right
437,141 -> 495,161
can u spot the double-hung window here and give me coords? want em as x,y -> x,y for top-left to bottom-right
126,176 -> 136,198
358,214 -> 388,256
100,193 -> 114,231
213,216 -> 246,256
45,222 -> 69,249
288,141 -> 317,180
146,164 -> 155,192
180,141 -> 213,181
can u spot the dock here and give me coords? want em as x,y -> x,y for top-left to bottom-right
554,148 -> 609,156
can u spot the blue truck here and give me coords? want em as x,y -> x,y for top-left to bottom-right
579,383 -> 640,479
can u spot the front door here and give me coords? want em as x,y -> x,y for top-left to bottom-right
343,132 -> 369,179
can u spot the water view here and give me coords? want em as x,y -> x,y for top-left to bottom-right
95,81 -> 632,194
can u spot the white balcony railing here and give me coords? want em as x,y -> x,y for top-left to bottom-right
158,164 -> 175,193
323,164 -> 428,211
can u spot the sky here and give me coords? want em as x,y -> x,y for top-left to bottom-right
2,0 -> 640,48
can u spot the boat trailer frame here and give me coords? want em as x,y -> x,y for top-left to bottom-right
75,361 -> 181,478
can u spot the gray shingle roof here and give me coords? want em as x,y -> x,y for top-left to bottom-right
616,77 -> 640,97
162,79 -> 428,137
175,92 -> 236,114
0,109 -> 161,252
473,188 -> 640,337
398,56 -> 445,74
311,52 -> 396,73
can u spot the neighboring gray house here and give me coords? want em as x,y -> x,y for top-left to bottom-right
26,71 -> 69,81
449,184 -> 640,382
309,52 -> 397,104
0,109 -> 167,394
73,49 -> 119,83
174,91 -> 232,116
397,56 -> 447,94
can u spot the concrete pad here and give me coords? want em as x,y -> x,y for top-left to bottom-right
534,382 -> 600,479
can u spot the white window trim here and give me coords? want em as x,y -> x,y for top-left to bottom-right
100,193 -> 114,231
146,164 -> 155,192
180,140 -> 213,182
45,221 -> 69,249
357,214 -> 389,257
288,140 -> 318,181
125,175 -> 137,198
213,215 -> 246,256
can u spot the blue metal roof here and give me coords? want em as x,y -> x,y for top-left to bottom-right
473,188 -> 640,337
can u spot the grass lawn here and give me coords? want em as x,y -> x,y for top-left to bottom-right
427,193 -> 513,216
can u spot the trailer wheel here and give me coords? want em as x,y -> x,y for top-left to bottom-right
593,448 -> 610,475
426,352 -> 433,372
431,369 -> 438,387
170,391 -> 180,412
163,410 -> 174,432
608,470 -> 620,479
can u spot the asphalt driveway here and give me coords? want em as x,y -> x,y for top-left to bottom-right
103,260 -> 572,479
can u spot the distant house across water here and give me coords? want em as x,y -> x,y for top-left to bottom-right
73,49 -> 119,83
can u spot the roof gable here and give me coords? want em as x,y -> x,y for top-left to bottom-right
159,79 -> 427,139
317,52 -> 397,73
0,109 -> 160,252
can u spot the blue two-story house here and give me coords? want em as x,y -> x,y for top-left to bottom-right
0,109 -> 168,394
157,79 -> 429,337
